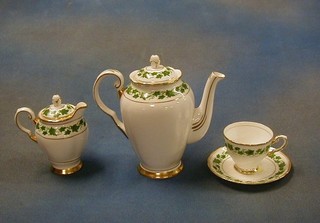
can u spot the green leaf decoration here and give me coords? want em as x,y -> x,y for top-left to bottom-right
137,67 -> 173,79
36,119 -> 86,137
245,150 -> 254,155
71,124 -> 80,132
43,108 -> 50,116
212,150 -> 229,175
163,70 -> 170,76
227,144 -> 270,156
165,90 -> 176,97
126,86 -> 132,94
49,127 -> 56,136
60,109 -> 69,115
125,82 -> 189,101
182,83 -> 188,89
59,127 -> 66,132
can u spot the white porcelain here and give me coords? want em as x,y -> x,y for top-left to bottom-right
207,147 -> 292,184
14,95 -> 88,175
224,121 -> 288,174
93,55 -> 225,179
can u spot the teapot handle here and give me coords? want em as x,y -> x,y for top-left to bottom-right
93,69 -> 127,137
14,107 -> 38,142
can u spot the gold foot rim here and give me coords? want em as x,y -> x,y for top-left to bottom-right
52,161 -> 83,175
138,162 -> 183,179
234,164 -> 259,175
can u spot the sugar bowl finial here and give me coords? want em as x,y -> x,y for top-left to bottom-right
150,55 -> 162,69
52,95 -> 62,108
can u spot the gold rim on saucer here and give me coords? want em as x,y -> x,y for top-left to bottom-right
138,162 -> 183,179
51,161 -> 83,175
207,147 -> 292,185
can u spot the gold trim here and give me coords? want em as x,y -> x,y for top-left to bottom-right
192,115 -> 207,131
192,77 -> 218,131
225,135 -> 273,147
224,122 -> 274,146
51,161 -> 83,175
138,162 -> 183,179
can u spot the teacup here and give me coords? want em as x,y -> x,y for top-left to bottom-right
223,121 -> 288,174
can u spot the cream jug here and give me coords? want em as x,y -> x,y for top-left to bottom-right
93,55 -> 225,179
14,95 -> 88,175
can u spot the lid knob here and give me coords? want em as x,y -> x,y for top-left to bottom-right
52,95 -> 62,108
150,55 -> 163,70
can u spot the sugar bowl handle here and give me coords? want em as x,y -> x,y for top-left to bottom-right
93,69 -> 127,137
14,107 -> 38,142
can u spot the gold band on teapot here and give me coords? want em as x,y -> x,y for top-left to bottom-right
138,162 -> 183,179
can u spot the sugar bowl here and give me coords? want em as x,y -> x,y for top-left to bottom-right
14,95 -> 88,175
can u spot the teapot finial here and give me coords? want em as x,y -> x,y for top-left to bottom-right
52,95 -> 62,108
150,55 -> 161,69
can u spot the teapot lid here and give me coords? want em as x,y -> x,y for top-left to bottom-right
129,55 -> 182,85
38,95 -> 76,122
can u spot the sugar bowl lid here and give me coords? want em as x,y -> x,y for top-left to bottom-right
38,95 -> 76,122
129,55 -> 182,85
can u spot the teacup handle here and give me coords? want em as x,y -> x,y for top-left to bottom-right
14,107 -> 38,142
268,135 -> 288,154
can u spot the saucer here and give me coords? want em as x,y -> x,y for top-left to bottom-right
207,147 -> 292,185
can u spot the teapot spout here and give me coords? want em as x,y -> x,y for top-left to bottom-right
73,102 -> 87,120
187,72 -> 225,144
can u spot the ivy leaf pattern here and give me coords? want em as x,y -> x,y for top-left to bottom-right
41,104 -> 75,120
71,124 -> 80,132
211,150 -> 287,183
225,143 -> 269,156
125,82 -> 189,101
137,67 -> 173,79
49,127 -> 57,136
36,119 -> 86,137
60,109 -> 69,115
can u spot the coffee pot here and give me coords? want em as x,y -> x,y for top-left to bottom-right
93,55 -> 225,179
